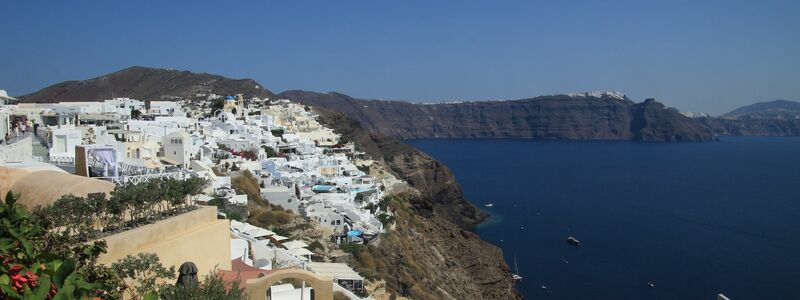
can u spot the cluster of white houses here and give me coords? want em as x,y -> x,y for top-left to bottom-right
1,89 -> 392,298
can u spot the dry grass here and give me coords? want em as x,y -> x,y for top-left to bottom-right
232,171 -> 296,228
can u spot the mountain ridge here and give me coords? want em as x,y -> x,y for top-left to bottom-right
724,99 -> 800,119
280,90 -> 714,142
18,66 -> 276,103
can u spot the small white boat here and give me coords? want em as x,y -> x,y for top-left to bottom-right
567,236 -> 581,246
648,282 -> 655,288
485,203 -> 494,207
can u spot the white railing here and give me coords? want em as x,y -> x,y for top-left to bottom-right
0,137 -> 33,163
97,171 -> 185,185
32,155 -> 75,166
333,283 -> 371,300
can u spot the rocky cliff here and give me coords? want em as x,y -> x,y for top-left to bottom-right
18,66 -> 276,103
693,100 -> 800,136
723,99 -> 800,119
697,117 -> 800,136
280,90 -> 714,142
313,107 -> 521,299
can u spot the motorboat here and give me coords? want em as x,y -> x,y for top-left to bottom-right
566,236 -> 581,246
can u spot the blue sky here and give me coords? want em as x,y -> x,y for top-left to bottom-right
1,0 -> 798,115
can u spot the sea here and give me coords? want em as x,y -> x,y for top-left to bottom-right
406,137 -> 800,300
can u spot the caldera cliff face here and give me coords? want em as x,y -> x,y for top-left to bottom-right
281,91 -> 714,142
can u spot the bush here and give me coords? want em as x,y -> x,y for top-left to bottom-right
270,129 -> 284,138
364,202 -> 378,214
159,272 -> 245,300
111,253 -> 246,300
251,210 -> 293,227
31,177 -> 207,240
0,191 -> 123,299
261,146 -> 277,158
111,253 -> 175,299
307,240 -> 325,253
377,213 -> 395,227
354,193 -> 365,205
340,243 -> 366,255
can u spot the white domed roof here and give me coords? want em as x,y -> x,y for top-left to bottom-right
217,111 -> 236,123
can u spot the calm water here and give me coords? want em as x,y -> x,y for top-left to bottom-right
406,137 -> 800,300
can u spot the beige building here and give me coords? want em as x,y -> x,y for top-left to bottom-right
0,166 -> 231,278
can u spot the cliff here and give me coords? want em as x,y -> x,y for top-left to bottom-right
693,100 -> 800,136
723,99 -> 800,119
697,117 -> 800,136
313,107 -> 522,299
18,66 -> 276,103
280,90 -> 714,142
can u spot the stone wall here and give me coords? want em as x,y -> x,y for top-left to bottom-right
97,206 -> 232,276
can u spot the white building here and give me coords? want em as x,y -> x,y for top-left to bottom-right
0,90 -> 18,106
162,131 -> 196,166
148,101 -> 185,117
48,127 -> 82,159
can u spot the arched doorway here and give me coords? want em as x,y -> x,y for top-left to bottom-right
246,268 -> 333,300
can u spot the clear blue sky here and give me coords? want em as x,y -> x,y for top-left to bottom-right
1,0 -> 798,115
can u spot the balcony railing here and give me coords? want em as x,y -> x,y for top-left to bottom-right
96,171 -> 186,185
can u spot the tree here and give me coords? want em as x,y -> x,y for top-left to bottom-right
210,99 -> 224,114
111,253 -> 175,300
158,272 -> 245,300
131,109 -> 142,119
377,213 -> 395,227
354,193 -> 365,205
261,146 -> 277,158
84,127 -> 96,144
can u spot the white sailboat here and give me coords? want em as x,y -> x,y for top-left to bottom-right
512,254 -> 522,282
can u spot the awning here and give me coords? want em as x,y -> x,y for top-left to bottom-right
289,248 -> 314,256
282,240 -> 309,250
271,234 -> 289,241
230,220 -> 246,231
307,262 -> 364,281
245,228 -> 275,238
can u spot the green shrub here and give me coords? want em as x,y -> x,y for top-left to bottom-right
307,240 -> 325,253
0,191 -> 123,299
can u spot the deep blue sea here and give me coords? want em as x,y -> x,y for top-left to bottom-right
406,137 -> 800,300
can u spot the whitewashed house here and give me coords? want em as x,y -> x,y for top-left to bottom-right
161,131 -> 196,166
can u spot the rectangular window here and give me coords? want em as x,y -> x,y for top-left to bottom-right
56,135 -> 67,153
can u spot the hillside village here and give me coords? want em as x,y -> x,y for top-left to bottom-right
0,89 -> 411,299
